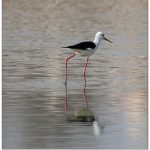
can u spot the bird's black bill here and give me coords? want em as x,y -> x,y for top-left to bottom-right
104,37 -> 112,43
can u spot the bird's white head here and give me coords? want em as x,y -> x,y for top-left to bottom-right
94,32 -> 112,46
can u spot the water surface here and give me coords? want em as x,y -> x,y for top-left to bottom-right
3,0 -> 147,149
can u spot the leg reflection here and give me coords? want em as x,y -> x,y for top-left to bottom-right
65,81 -> 68,111
83,56 -> 89,108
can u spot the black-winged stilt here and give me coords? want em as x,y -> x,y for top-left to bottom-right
63,32 -> 112,110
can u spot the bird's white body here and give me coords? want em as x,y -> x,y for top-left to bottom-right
75,48 -> 95,56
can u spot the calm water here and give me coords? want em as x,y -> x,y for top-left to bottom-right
2,0 -> 147,149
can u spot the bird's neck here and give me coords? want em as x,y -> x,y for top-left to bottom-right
93,37 -> 101,48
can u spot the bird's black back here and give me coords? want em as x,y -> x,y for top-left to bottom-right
63,41 -> 96,50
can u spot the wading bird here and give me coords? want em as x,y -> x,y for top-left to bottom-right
63,32 -> 112,110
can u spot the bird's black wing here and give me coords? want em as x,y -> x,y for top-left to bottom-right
63,41 -> 96,50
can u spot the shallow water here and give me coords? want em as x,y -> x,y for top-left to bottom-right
2,0 -> 147,149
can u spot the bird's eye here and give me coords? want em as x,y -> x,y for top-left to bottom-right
102,34 -> 104,36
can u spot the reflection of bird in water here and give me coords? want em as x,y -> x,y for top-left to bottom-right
63,32 -> 112,110
93,121 -> 107,135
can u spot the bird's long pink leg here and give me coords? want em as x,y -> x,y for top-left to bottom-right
65,53 -> 76,111
83,56 -> 89,109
